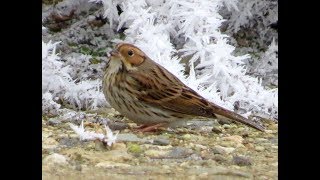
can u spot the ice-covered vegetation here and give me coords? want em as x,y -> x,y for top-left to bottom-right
42,0 -> 278,120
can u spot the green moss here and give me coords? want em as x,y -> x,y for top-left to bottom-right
90,58 -> 101,64
80,46 -> 93,55
127,143 -> 143,154
91,48 -> 106,57
78,46 -> 106,58
119,32 -> 126,40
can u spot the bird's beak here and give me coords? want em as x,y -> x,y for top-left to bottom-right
109,49 -> 120,58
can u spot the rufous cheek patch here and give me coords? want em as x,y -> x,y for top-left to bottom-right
128,56 -> 145,66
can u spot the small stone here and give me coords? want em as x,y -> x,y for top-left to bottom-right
199,172 -> 209,179
117,133 -> 145,143
58,137 -> 80,147
241,130 -> 250,137
270,137 -> 278,144
179,161 -> 190,167
145,150 -> 167,158
96,161 -> 131,169
167,147 -> 193,158
108,122 -> 129,130
94,140 -> 106,151
265,130 -> 273,133
255,138 -> 268,143
271,145 -> 278,149
43,137 -> 59,150
112,142 -> 127,150
99,150 -> 133,162
245,143 -> 255,150
212,145 -> 235,154
271,162 -> 278,167
75,164 -> 82,171
212,126 -> 223,134
153,138 -> 170,146
247,138 -> 254,143
218,119 -> 232,125
222,124 -> 231,129
69,134 -> 79,139
162,165 -> 170,170
219,141 -> 234,147
222,135 -> 244,144
43,153 -> 68,166
182,134 -> 191,140
213,154 -> 228,163
188,153 -> 202,160
255,146 -> 265,152
232,155 -> 252,166
194,144 -> 207,150
48,118 -> 61,126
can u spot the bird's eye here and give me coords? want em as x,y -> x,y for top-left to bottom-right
128,50 -> 134,56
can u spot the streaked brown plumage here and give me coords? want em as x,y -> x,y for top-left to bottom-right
102,43 -> 265,131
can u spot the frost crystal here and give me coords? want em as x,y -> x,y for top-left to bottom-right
69,121 -> 118,146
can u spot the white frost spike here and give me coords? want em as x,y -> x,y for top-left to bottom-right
69,121 -> 118,146
104,125 -> 119,146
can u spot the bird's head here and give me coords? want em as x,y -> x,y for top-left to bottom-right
109,43 -> 146,71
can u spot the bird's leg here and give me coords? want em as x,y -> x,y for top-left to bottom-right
135,124 -> 149,129
133,123 -> 167,132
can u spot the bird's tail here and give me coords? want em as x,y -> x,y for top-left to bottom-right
210,104 -> 265,131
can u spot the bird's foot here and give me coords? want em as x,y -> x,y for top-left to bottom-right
133,123 -> 167,132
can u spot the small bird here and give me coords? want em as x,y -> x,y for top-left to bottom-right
103,43 -> 265,132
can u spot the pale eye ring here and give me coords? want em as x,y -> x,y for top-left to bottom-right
128,50 -> 134,56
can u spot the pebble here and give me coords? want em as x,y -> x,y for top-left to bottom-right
48,118 -> 62,126
218,119 -> 232,125
168,147 -> 193,159
112,142 -> 127,150
232,155 -> 252,166
213,154 -> 228,163
69,134 -> 79,139
162,165 -> 171,170
98,150 -> 133,162
145,149 -> 167,158
246,138 -> 255,143
94,140 -> 106,151
117,133 -> 146,143
58,137 -> 80,147
265,130 -> 273,133
108,122 -> 129,130
255,138 -> 268,142
212,145 -> 235,154
255,146 -> 265,152
270,137 -> 278,144
95,161 -> 131,169
182,134 -> 191,140
212,126 -> 223,134
153,138 -> 170,146
245,143 -> 255,149
222,135 -> 244,144
219,141 -> 236,147
194,144 -> 207,150
42,137 -> 59,150
43,153 -> 68,166
198,172 -> 209,179
222,124 -> 231,129
271,162 -> 278,167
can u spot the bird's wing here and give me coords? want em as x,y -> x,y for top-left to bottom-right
128,66 -> 216,118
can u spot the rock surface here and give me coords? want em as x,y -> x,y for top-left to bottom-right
42,108 -> 278,179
